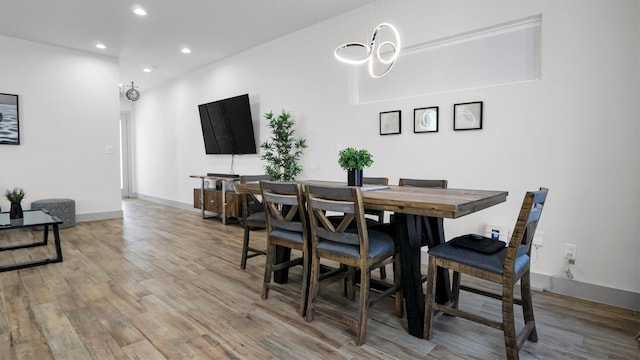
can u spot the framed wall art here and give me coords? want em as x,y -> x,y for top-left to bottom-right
414,106 -> 438,133
380,110 -> 401,135
0,93 -> 19,145
454,101 -> 483,130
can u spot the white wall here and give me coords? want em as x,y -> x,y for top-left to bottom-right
0,35 -> 122,218
132,0 -> 640,299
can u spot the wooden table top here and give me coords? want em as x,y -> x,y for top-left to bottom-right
235,180 -> 508,219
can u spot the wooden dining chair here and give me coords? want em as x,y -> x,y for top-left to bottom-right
304,184 -> 403,345
362,176 -> 389,224
260,181 -> 310,316
363,176 -> 390,279
424,188 -> 549,360
239,174 -> 272,269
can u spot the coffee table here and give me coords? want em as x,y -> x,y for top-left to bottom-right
0,209 -> 64,272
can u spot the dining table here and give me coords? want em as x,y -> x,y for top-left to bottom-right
234,180 -> 508,339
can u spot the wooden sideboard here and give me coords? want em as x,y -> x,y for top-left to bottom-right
190,175 -> 242,224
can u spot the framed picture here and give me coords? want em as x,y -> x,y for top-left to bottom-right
380,110 -> 401,135
414,107 -> 439,133
0,93 -> 19,145
454,101 -> 483,130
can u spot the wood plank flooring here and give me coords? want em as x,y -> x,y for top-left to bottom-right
0,199 -> 637,359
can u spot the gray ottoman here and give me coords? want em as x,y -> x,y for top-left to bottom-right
30,198 -> 76,229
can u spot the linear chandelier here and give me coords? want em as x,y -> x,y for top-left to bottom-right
334,23 -> 401,78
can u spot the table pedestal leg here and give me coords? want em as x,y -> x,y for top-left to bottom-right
395,214 -> 451,338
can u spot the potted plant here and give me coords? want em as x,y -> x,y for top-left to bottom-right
4,187 -> 26,219
260,110 -> 308,181
338,147 -> 373,186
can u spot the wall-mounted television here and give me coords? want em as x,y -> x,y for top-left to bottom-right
198,94 -> 257,155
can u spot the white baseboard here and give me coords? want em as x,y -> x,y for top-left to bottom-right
76,210 -> 123,222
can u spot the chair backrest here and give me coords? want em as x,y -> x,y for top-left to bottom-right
260,181 -> 307,235
363,177 -> 389,186
305,185 -> 369,256
240,174 -> 272,217
398,178 -> 448,188
505,187 -> 549,272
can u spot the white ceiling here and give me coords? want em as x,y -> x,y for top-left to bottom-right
0,0 -> 376,90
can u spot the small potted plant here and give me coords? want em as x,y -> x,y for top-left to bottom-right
338,147 -> 373,186
4,187 -> 26,219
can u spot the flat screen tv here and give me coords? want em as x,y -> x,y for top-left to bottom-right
198,94 -> 257,154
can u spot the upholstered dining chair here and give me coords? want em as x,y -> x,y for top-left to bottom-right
260,181 -> 310,316
362,177 -> 389,224
239,174 -> 272,269
304,184 -> 403,345
424,187 -> 549,360
363,176 -> 390,279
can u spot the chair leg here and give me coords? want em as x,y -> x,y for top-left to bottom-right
502,284 -> 519,360
393,252 -> 403,318
423,258 -> 437,340
240,226 -> 251,269
346,266 -> 356,301
305,252 -> 320,322
452,271 -> 461,310
521,271 -> 538,342
355,267 -> 370,345
299,246 -> 311,317
379,266 -> 387,279
261,242 -> 274,300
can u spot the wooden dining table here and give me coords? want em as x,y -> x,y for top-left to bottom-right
235,180 -> 508,339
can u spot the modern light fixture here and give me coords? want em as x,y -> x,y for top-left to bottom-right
95,43 -> 106,49
334,23 -> 401,78
133,7 -> 147,16
122,82 -> 140,101
181,47 -> 191,54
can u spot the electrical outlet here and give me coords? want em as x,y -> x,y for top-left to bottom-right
565,243 -> 577,260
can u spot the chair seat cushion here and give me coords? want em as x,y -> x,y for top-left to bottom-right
246,211 -> 266,224
317,230 -> 395,259
428,241 -> 530,275
270,228 -> 304,245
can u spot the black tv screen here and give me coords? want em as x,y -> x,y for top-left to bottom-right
198,94 -> 257,154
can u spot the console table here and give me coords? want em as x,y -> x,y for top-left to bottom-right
190,175 -> 242,224
0,209 -> 63,272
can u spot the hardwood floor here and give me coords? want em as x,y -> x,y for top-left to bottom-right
0,199 -> 637,359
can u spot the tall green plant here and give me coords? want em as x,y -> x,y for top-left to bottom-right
260,110 -> 308,181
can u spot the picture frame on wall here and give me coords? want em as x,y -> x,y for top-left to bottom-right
454,101 -> 483,130
380,110 -> 401,135
0,93 -> 20,145
414,106 -> 439,133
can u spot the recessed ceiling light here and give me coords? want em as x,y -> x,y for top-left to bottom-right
143,68 -> 151,73
134,8 -> 147,16
96,43 -> 106,49
181,48 -> 191,54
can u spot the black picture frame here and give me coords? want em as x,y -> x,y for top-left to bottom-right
380,110 -> 401,135
454,101 -> 483,131
414,106 -> 439,133
0,93 -> 19,145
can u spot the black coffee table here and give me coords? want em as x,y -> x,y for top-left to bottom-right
0,209 -> 63,272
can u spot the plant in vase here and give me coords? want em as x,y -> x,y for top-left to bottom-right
260,110 -> 308,181
4,187 -> 26,219
338,147 -> 373,186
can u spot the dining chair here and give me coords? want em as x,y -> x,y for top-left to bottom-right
362,176 -> 389,224
260,181 -> 310,316
363,176 -> 390,279
239,174 -> 272,269
424,187 -> 549,360
304,184 -> 403,345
